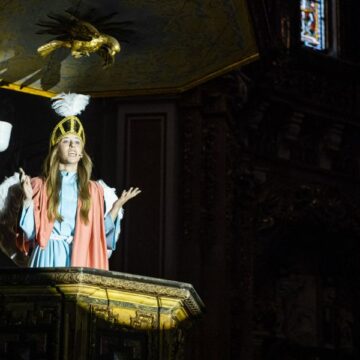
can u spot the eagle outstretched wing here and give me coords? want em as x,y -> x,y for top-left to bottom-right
36,8 -> 134,43
37,12 -> 99,41
66,8 -> 135,41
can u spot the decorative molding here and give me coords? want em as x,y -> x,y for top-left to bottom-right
130,311 -> 157,330
0,269 -> 204,317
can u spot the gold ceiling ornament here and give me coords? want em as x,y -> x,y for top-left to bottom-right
36,8 -> 134,68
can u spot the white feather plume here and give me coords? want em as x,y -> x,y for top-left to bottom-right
51,92 -> 90,117
0,172 -> 20,214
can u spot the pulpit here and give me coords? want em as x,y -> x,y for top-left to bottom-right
0,268 -> 204,359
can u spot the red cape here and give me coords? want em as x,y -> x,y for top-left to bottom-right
17,177 -> 109,270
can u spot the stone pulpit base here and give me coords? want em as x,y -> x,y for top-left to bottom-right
0,268 -> 204,360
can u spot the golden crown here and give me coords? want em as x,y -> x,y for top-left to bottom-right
50,116 -> 85,146
50,93 -> 90,147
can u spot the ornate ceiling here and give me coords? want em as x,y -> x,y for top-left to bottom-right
0,0 -> 258,97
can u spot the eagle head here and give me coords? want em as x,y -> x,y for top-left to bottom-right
99,35 -> 121,68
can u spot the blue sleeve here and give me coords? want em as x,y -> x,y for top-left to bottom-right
104,209 -> 123,257
19,202 -> 36,240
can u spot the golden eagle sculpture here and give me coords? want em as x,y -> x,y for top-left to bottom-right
36,8 -> 134,68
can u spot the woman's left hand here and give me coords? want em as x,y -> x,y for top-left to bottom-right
109,187 -> 141,221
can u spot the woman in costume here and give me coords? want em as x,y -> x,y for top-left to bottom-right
17,93 -> 140,270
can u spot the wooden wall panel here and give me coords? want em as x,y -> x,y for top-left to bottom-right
110,103 -> 179,279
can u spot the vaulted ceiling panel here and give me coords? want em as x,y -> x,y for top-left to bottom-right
0,0 -> 258,97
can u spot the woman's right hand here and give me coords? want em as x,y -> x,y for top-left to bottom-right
19,168 -> 33,203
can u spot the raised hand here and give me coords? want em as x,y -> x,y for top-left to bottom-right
118,187 -> 141,207
19,168 -> 33,205
109,187 -> 141,221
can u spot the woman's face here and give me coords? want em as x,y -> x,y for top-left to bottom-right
57,135 -> 83,165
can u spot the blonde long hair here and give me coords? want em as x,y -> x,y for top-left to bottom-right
42,144 -> 93,224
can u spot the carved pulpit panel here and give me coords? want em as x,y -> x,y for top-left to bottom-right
0,268 -> 204,360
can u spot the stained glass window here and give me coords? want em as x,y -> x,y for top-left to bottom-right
301,0 -> 326,50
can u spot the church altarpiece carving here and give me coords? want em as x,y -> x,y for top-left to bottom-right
227,57 -> 360,359
177,50 -> 360,359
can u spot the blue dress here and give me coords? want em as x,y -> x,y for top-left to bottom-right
20,171 -> 122,267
